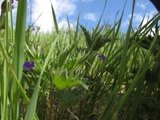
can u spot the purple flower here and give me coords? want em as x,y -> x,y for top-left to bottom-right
98,54 -> 106,61
23,61 -> 35,71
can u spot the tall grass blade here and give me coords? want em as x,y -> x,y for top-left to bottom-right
24,37 -> 58,120
11,0 -> 27,119
1,0 -> 9,119
0,38 -> 29,102
51,2 -> 59,34
100,1 -> 127,119
94,0 -> 107,33
74,14 -> 80,41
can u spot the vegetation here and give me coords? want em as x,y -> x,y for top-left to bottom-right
0,0 -> 160,120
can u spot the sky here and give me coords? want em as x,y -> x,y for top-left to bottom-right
0,0 -> 158,32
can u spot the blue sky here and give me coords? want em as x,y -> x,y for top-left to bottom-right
0,0 -> 158,32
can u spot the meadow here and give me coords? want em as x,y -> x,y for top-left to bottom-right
0,0 -> 160,120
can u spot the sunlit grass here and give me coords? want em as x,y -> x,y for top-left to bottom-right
0,0 -> 160,120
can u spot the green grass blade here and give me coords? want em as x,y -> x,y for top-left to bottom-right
24,37 -> 58,120
94,0 -> 107,33
24,80 -> 40,120
12,0 -> 27,119
74,14 -> 80,41
66,15 -> 71,32
13,1 -> 27,77
51,2 -> 59,34
1,0 -> 9,119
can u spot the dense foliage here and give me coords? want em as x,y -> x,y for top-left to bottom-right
0,0 -> 160,120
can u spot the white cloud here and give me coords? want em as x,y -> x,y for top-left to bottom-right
136,2 -> 148,10
132,13 -> 144,23
133,10 -> 156,26
83,13 -> 97,22
58,19 -> 75,31
122,10 -> 157,29
31,0 -> 77,32
51,0 -> 76,18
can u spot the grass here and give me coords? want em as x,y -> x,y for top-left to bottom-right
0,0 -> 160,120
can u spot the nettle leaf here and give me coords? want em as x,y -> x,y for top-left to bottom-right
53,74 -> 87,90
81,24 -> 111,51
80,25 -> 92,49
